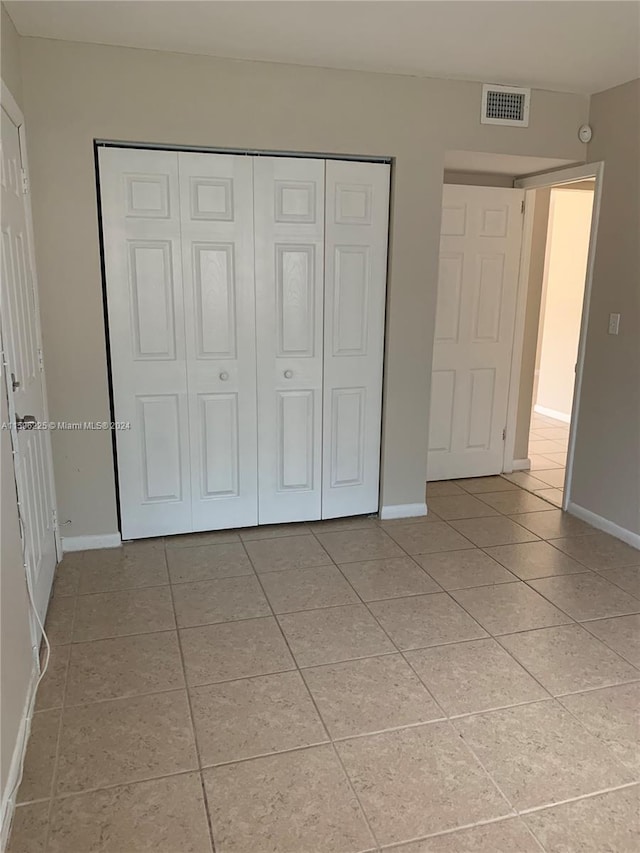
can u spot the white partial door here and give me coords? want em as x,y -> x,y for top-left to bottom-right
322,160 -> 390,518
1,105 -> 58,624
428,185 -> 524,480
99,147 -> 191,538
253,157 -> 325,524
178,153 -> 258,530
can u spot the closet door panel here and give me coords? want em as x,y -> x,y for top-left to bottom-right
99,147 -> 191,538
179,152 -> 258,530
254,157 -> 325,524
323,161 -> 390,518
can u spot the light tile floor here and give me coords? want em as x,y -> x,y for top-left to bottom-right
509,413 -> 571,508
8,479 -> 640,852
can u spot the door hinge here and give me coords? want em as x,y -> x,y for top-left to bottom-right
52,508 -> 58,531
37,347 -> 44,371
520,199 -> 525,214
502,427 -> 507,441
21,168 -> 29,195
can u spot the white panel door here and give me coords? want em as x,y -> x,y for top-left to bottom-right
253,157 -> 325,523
178,152 -> 257,530
322,160 -> 390,518
428,185 -> 524,480
1,105 -> 58,625
99,147 -> 191,538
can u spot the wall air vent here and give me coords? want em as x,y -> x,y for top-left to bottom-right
481,84 -> 530,127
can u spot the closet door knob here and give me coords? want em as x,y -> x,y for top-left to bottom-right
219,371 -> 229,381
284,370 -> 293,379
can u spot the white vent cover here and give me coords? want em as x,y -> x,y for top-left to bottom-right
481,84 -> 530,127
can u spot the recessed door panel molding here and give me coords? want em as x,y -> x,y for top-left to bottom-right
323,159 -> 390,518
101,147 -> 390,537
428,185 -> 524,481
178,151 -> 258,531
1,105 -> 58,625
99,146 -> 191,537
254,156 -> 325,524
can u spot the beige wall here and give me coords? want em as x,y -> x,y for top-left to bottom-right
514,187 -> 551,460
535,187 -> 594,419
0,2 -> 35,820
18,37 -> 588,537
574,79 -> 640,533
443,170 -> 514,187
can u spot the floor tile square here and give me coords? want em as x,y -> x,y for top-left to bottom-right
427,481 -> 466,496
51,559 -> 80,597
529,454 -> 563,470
537,488 -> 564,507
165,530 -> 239,548
310,516 -> 379,533
166,541 -> 253,583
385,521 -> 472,555
315,528 -> 404,562
405,638 -> 548,716
72,587 -> 174,642
336,723 -> 510,845
414,549 -> 516,590
528,439 -> 565,453
172,576 -> 270,628
450,583 -> 570,635
503,471 -> 551,491
455,700 -> 634,810
56,691 -> 197,794
379,511 -> 442,530
499,624 -> 639,695
70,542 -> 169,595
533,468 -> 567,488
483,540 -> 587,580
528,572 -> 640,620
204,745 -> 374,853
457,476 -> 520,493
339,556 -> 440,601
369,593 -> 487,650
509,509 -> 597,540
35,644 -> 70,711
449,517 -> 538,547
47,773 -> 212,853
244,534 -> 331,572
17,709 -> 60,803
596,565 -> 640,597
240,522 -> 311,540
549,533 -> 640,570
560,683 -> 640,773
392,818 -> 540,852
43,595 -> 76,645
191,671 -> 327,765
260,564 -> 359,613
180,617 -> 294,685
543,451 -> 568,465
279,604 -> 394,666
425,495 -> 499,520
523,787 -> 640,853
65,631 -> 184,705
476,490 -> 553,514
302,654 -> 442,739
6,803 -> 49,853
586,614 -> 640,667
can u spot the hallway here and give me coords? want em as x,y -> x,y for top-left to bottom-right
9,478 -> 640,852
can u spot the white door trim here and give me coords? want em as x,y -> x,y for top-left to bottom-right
0,80 -> 61,561
505,161 -> 604,511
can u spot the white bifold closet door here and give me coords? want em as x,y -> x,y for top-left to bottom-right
99,147 -> 257,538
99,147 -> 389,539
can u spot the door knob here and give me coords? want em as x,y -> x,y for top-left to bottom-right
16,414 -> 37,430
219,371 -> 229,381
284,370 -> 293,379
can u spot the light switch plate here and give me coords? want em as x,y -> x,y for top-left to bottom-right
608,313 -> 621,335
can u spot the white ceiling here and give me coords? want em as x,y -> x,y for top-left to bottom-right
6,1 -> 640,95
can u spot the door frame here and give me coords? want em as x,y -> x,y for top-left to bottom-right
504,161 -> 604,510
1,79 -> 62,604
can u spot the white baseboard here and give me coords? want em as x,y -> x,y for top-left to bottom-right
0,662 -> 38,851
534,404 -> 571,424
62,533 -> 122,553
567,502 -> 640,550
380,502 -> 428,520
511,458 -> 531,471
